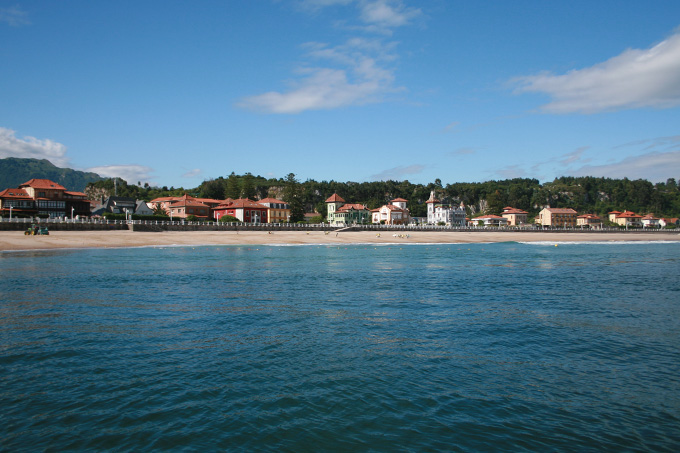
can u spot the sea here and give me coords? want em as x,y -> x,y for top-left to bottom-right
1,241 -> 679,451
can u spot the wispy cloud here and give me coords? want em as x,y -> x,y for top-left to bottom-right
451,147 -> 476,156
86,165 -> 155,185
370,164 -> 425,181
570,151 -> 680,183
238,38 -> 401,113
512,30 -> 680,113
239,1 -> 418,114
182,169 -> 202,178
0,127 -> 69,166
559,146 -> 591,166
0,5 -> 30,27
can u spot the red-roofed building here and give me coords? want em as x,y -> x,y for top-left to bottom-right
659,218 -> 680,227
213,198 -> 268,223
258,197 -> 290,223
535,207 -> 578,227
641,214 -> 660,228
501,206 -> 529,226
0,179 -> 91,218
611,210 -> 643,227
577,213 -> 602,228
326,193 -> 370,225
371,198 -> 411,225
472,214 -> 508,227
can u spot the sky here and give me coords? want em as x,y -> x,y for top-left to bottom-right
1,0 -> 679,188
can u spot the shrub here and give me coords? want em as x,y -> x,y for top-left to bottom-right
186,215 -> 198,222
218,215 -> 240,223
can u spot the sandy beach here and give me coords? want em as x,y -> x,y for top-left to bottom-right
1,229 -> 678,251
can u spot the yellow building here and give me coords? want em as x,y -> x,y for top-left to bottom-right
258,198 -> 291,223
535,207 -> 578,227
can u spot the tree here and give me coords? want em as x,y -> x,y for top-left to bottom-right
240,172 -> 256,200
225,172 -> 240,199
282,173 -> 305,222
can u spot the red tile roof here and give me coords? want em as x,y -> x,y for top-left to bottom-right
543,208 -> 577,214
391,198 -> 408,202
216,198 -> 267,209
0,188 -> 31,198
258,197 -> 286,204
337,203 -> 367,212
20,179 -> 66,190
502,207 -> 528,214
325,193 -> 345,203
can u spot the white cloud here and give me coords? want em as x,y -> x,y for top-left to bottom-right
0,5 -> 30,26
513,31 -> 680,113
238,38 -> 400,114
0,127 -> 69,166
182,169 -> 202,178
358,0 -> 420,29
370,164 -> 425,180
559,146 -> 591,166
570,151 -> 680,183
86,165 -> 155,185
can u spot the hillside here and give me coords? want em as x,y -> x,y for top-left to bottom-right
0,158 -> 103,192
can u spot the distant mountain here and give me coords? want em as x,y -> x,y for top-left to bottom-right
0,158 -> 103,192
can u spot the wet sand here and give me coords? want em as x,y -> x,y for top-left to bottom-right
1,229 -> 678,251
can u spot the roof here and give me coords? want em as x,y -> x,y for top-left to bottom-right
19,179 -> 66,190
337,203 -> 367,212
381,204 -> 406,212
391,198 -> 408,202
617,211 -> 643,219
473,214 -> 506,220
216,198 -> 267,209
325,193 -> 345,203
578,214 -> 601,219
259,197 -> 285,203
502,207 -> 528,214
542,207 -> 578,214
0,188 -> 31,198
64,191 -> 87,197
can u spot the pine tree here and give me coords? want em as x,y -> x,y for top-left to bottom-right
283,173 -> 305,222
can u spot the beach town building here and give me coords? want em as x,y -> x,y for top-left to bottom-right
426,191 -> 466,226
659,218 -> 680,227
641,214 -> 661,228
150,194 -> 224,220
92,196 -> 153,217
213,198 -> 268,223
611,210 -> 643,227
0,178 -> 90,219
371,198 -> 411,225
258,197 -> 290,223
608,211 -> 622,222
501,206 -> 529,226
577,213 -> 603,228
325,193 -> 371,226
472,214 -> 508,227
535,207 -> 578,227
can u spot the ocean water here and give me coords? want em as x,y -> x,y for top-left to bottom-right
1,241 -> 679,451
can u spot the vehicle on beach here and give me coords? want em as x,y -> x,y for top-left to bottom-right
25,224 -> 49,235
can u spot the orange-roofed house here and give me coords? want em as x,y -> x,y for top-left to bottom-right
608,211 -> 622,222
0,179 -> 90,218
641,214 -> 660,228
659,218 -> 680,227
326,193 -> 370,225
258,197 -> 290,223
501,206 -> 529,226
577,213 -> 603,228
535,207 -> 578,227
213,198 -> 268,223
611,210 -> 643,227
472,214 -> 508,227
371,198 -> 411,225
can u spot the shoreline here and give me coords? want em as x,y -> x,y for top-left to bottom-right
1,230 -> 679,252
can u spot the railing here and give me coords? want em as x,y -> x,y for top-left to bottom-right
0,216 -> 677,233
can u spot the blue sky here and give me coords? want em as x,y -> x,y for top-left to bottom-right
1,0 -> 679,188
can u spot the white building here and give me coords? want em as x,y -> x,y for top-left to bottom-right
426,191 -> 466,226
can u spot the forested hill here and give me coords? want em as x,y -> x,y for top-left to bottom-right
0,158 -> 103,192
86,171 -> 680,220
193,174 -> 680,219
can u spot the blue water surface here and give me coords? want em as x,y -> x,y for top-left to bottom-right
1,242 -> 679,451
